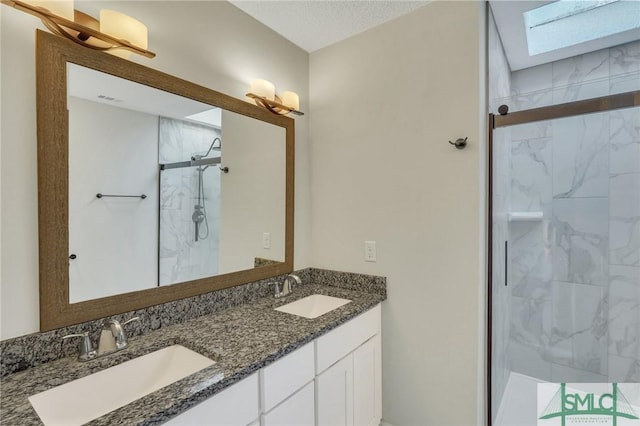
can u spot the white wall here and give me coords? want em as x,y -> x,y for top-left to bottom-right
0,1 -> 310,339
219,110 -> 286,273
68,97 -> 159,302
309,2 -> 486,425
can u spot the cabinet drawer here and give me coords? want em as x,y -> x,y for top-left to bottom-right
164,373 -> 258,426
261,342 -> 314,411
316,304 -> 381,374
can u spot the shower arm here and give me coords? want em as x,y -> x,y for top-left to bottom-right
193,137 -> 222,161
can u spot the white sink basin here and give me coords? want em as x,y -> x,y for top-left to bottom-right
29,344 -> 215,426
275,294 -> 351,318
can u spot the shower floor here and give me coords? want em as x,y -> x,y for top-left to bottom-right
494,372 -> 545,426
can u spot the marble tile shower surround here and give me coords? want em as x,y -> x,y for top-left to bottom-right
492,40 -> 640,113
489,39 -> 640,387
158,117 -> 221,285
0,268 -> 386,377
158,117 -> 222,165
502,114 -> 639,383
505,121 -> 639,383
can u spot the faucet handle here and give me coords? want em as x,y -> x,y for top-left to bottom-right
271,281 -> 283,298
62,332 -> 96,361
122,316 -> 140,328
120,316 -> 140,345
117,316 -> 140,347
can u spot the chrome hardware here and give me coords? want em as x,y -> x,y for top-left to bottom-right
62,332 -> 97,361
62,317 -> 140,362
272,281 -> 283,298
274,274 -> 301,298
282,274 -> 301,296
97,317 -> 140,356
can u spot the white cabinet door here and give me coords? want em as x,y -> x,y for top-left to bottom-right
261,343 -> 314,412
316,355 -> 354,426
262,381 -> 314,426
353,335 -> 381,426
164,373 -> 259,426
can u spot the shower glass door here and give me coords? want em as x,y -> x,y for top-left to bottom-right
158,117 -> 222,286
489,95 -> 640,425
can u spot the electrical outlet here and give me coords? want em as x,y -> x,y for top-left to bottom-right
364,241 -> 376,262
263,232 -> 271,249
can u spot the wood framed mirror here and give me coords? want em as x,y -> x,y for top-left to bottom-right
36,30 -> 294,331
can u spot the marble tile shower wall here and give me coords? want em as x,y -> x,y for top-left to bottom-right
502,40 -> 640,111
505,40 -> 640,384
488,9 -> 512,417
158,117 -> 221,285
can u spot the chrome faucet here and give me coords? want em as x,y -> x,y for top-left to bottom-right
62,331 -> 97,361
62,316 -> 140,361
273,274 -> 301,298
97,317 -> 140,356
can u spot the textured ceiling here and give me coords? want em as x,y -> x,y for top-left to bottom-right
228,1 -> 430,53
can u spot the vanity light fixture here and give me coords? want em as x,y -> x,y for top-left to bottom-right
246,79 -> 304,116
1,0 -> 155,58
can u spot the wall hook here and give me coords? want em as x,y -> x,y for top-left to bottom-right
449,137 -> 468,150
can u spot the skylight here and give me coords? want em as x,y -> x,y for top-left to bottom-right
524,0 -> 640,56
185,108 -> 222,128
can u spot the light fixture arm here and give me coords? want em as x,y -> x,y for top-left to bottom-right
2,0 -> 156,58
246,93 -> 304,116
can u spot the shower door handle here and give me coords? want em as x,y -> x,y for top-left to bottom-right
504,241 -> 508,287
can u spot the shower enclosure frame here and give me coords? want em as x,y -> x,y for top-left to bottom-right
486,89 -> 640,425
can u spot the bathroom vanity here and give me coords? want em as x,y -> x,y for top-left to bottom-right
0,281 -> 384,425
166,304 -> 381,426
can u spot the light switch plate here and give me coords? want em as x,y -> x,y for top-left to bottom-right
364,241 -> 376,262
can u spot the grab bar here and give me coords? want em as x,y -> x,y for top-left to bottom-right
96,193 -> 147,199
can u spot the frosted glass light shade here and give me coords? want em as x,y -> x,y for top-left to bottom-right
99,9 -> 148,49
281,91 -> 299,111
249,79 -> 275,101
24,0 -> 74,21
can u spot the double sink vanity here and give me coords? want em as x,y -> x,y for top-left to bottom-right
1,276 -> 385,425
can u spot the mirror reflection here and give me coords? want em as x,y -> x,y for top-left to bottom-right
67,64 -> 285,303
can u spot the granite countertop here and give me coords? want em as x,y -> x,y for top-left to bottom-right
0,284 -> 385,426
